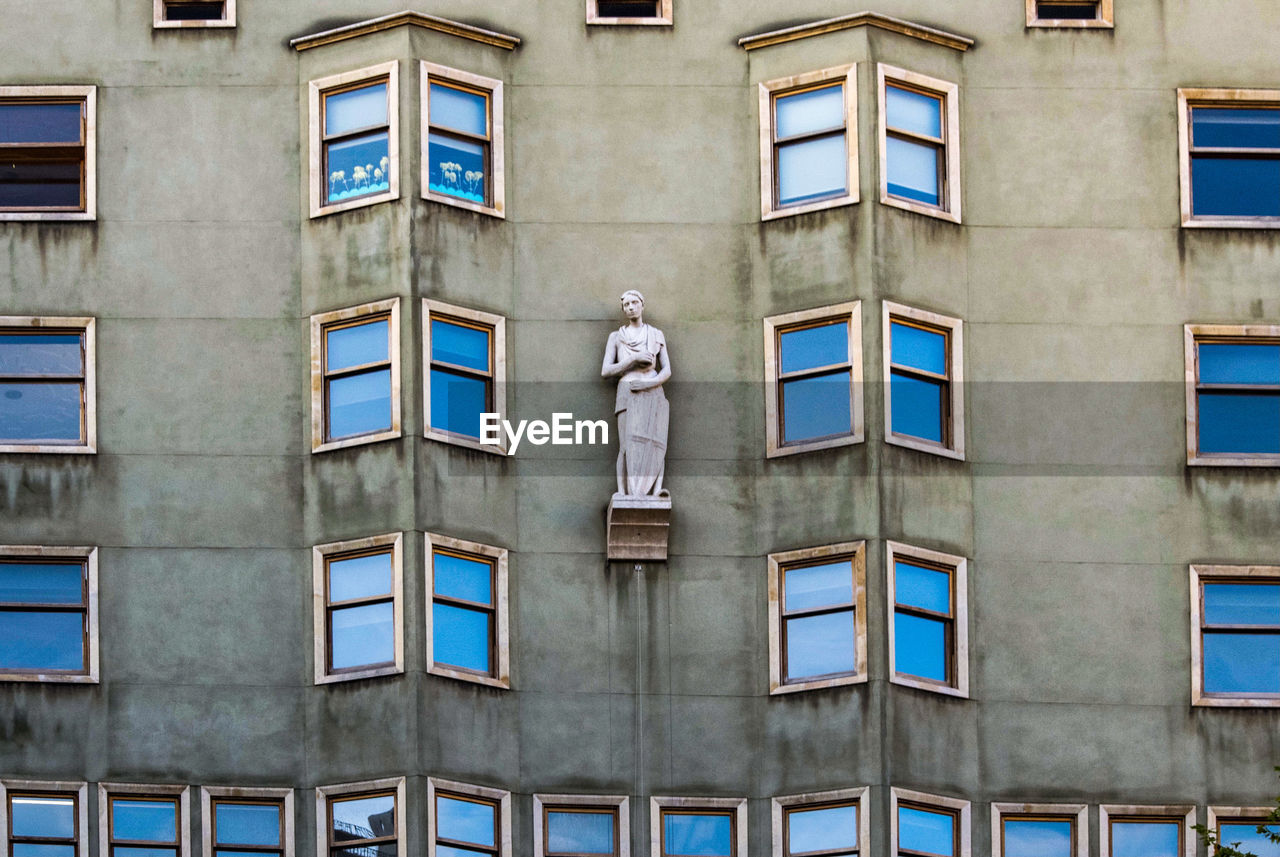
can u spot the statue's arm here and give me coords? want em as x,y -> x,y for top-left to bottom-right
631,336 -> 672,391
602,331 -> 629,378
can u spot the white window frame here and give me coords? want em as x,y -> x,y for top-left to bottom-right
0,545 -> 98,684
421,62 -> 505,219
890,788 -> 970,857
991,803 -> 1087,857
312,532 -> 404,685
423,299 -> 507,454
887,541 -> 969,698
0,778 -> 90,857
876,65 -> 961,223
586,0 -> 672,26
1178,88 -> 1280,229
534,794 -> 629,857
310,298 -> 402,454
1098,805 -> 1194,857
1206,806 -> 1280,856
316,779 -> 405,857
883,301 -> 965,460
649,797 -> 746,857
772,788 -> 868,857
201,787 -> 295,857
1190,563 -> 1280,707
763,301 -> 863,458
757,64 -> 858,221
307,61 -> 400,219
0,316 -> 96,454
153,0 -> 235,28
1025,0 -> 1113,28
99,784 -> 191,857
1183,323 -> 1280,467
0,86 -> 96,222
427,778 -> 511,857
425,532 -> 510,689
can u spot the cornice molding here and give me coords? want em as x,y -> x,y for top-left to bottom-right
291,10 -> 520,52
738,11 -> 973,52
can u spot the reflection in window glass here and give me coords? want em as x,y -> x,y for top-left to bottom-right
329,793 -> 395,857
1003,818 -> 1073,857
427,82 -> 490,205
1034,1 -> 1102,19
326,551 -> 395,672
1218,822 -> 1280,857
1201,578 -> 1280,695
1190,105 -> 1280,218
889,319 -> 950,446
786,804 -> 856,854
0,331 -> 87,445
893,559 -> 954,684
663,812 -> 733,857
0,99 -> 87,211
1195,340 -> 1280,456
432,550 -> 495,675
10,793 -> 78,857
109,798 -> 178,857
885,85 -> 943,207
213,801 -> 282,857
776,317 -> 853,446
323,317 -> 392,442
322,81 -> 391,205
782,558 -> 856,683
773,83 -> 847,208
546,810 -> 615,856
1109,820 -> 1178,857
0,560 -> 88,673
899,805 -> 953,856
429,316 -> 493,440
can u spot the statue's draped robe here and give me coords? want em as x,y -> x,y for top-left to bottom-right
613,324 -> 669,496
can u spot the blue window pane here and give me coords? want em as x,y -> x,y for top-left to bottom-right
894,612 -> 947,682
325,133 -> 390,204
217,851 -> 278,857
787,805 -> 856,853
899,806 -> 953,857
329,552 -> 392,603
325,83 -> 387,136
427,133 -> 486,204
664,814 -> 732,857
776,85 -> 844,138
0,104 -> 82,144
890,373 -> 944,443
14,846 -> 75,857
778,136 -> 847,206
1204,633 -> 1280,694
782,373 -> 852,443
433,603 -> 491,673
327,320 -> 388,372
780,322 -> 848,374
886,137 -> 941,206
786,611 -> 855,679
1111,821 -> 1179,857
1003,819 -> 1073,857
334,848 -> 395,857
0,383 -> 83,442
112,801 -> 176,843
0,563 -> 82,604
1191,157 -> 1280,217
1199,343 -> 1280,384
0,612 -> 83,671
435,847 -> 486,857
437,797 -> 495,848
1219,823 -> 1280,857
332,794 -> 394,841
891,323 -> 947,374
784,561 -> 853,612
330,602 -> 394,670
1197,392 -> 1280,454
0,334 -> 82,374
547,811 -> 615,855
11,796 -> 75,838
1193,108 -> 1280,149
430,368 -> 487,438
433,552 -> 492,604
432,320 -> 490,372
1204,584 -> 1280,625
895,562 -> 950,613
886,86 -> 942,138
215,804 -> 281,847
327,370 -> 392,440
430,84 -> 487,137
113,849 -> 176,857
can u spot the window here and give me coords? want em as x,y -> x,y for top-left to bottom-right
1184,324 -> 1280,466
877,66 -> 960,223
1206,807 -> 1280,857
421,63 -> 505,218
887,542 -> 969,698
757,65 -> 858,220
1190,564 -> 1280,706
991,805 -> 1086,857
649,798 -> 745,857
1025,0 -> 1112,27
425,533 -> 509,689
423,299 -> 506,453
201,788 -> 293,857
99,785 -> 190,857
153,0 -> 234,27
0,86 -> 95,221
0,317 -> 96,454
767,541 -> 866,694
883,302 -> 964,460
308,62 -> 399,218
534,795 -> 629,857
310,299 -> 401,453
1178,89 -> 1280,228
1098,806 -> 1193,857
586,0 -> 672,25
890,788 -> 970,857
0,546 -> 98,683
772,788 -> 867,857
428,779 -> 510,857
316,779 -> 404,857
1,779 -> 89,857
312,533 -> 403,685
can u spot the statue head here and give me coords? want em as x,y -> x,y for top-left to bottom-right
620,290 -> 645,320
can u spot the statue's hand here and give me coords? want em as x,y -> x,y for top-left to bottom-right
629,379 -> 651,392
631,353 -> 654,370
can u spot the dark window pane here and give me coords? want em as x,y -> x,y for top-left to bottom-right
0,563 -> 83,604
894,612 -> 948,681
331,796 -> 394,842
1204,632 -> 1280,693
0,334 -> 82,374
1219,824 -> 1280,857
11,796 -> 76,838
781,372 -> 852,443
433,603 -> 491,673
890,373 -> 945,443
330,603 -> 394,670
0,159 -> 83,208
427,133 -> 486,204
1199,343 -> 1280,385
0,383 -> 83,443
1197,392 -> 1280,454
776,85 -> 843,139
430,368 -> 487,438
326,320 -> 388,372
434,847 -> 485,857
164,2 -> 225,20
548,811 -> 614,855
431,320 -> 490,372
429,84 -> 487,137
1110,821 -> 1179,857
328,552 -> 393,603
899,806 -> 953,857
778,135 -> 847,206
1035,1 -> 1101,18
325,133 -> 390,204
1191,156 -> 1280,217
886,86 -> 942,138
433,552 -> 492,604
0,612 -> 83,671
779,321 -> 847,374
783,561 -> 853,612
327,369 -> 392,440
113,849 -> 176,857
1204,583 -> 1280,625
436,797 -> 495,848
112,801 -> 177,843
596,1 -> 660,16
895,561 -> 950,613
787,804 -> 856,853
325,84 -> 387,136
14,845 -> 74,857
1193,107 -> 1280,149
1003,819 -> 1073,857
333,847 -> 395,857
663,814 -> 732,857
217,851 -> 280,857
0,104 -> 81,144
891,323 -> 947,374
786,611 -> 855,679
215,804 -> 281,847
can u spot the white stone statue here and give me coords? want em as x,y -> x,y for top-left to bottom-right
601,290 -> 672,497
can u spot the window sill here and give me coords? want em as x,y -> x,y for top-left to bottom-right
153,19 -> 235,28
313,429 -> 402,455
310,190 -> 398,220
766,434 -> 862,459
1182,216 -> 1280,229
315,663 -> 403,685
424,427 -> 507,456
880,193 -> 961,224
1027,19 -> 1112,28
0,211 -> 95,222
0,671 -> 97,684
0,443 -> 95,454
1188,454 -> 1280,468
1193,694 -> 1280,708
428,663 -> 510,689
891,674 -> 968,698
762,196 -> 857,222
586,16 -> 673,25
887,433 -> 965,461
423,190 -> 504,219
769,673 -> 866,695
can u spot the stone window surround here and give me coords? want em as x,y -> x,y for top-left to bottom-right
771,787 -> 868,857
1177,88 -> 1280,229
307,61 -> 401,219
767,540 -> 868,695
311,532 -> 405,685
427,778 -> 512,857
1183,323 -> 1280,467
882,300 -> 966,461
876,64 -> 961,224
424,532 -> 511,689
1206,806 -> 1279,854
991,803 -> 1087,857
0,86 -> 96,222
533,794 -> 629,857
890,787 -> 971,857
0,545 -> 99,684
201,787 -> 295,857
649,797 -> 747,857
756,64 -> 859,222
886,541 -> 969,698
0,778 -> 90,857
420,62 -> 506,219
1189,563 -> 1280,708
1025,0 -> 1113,29
422,299 -> 507,455
586,0 -> 672,27
316,778 -> 406,857
99,784 -> 192,857
1098,804 -> 1194,857
310,297 -> 403,454
0,315 -> 96,454
153,0 -> 235,29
